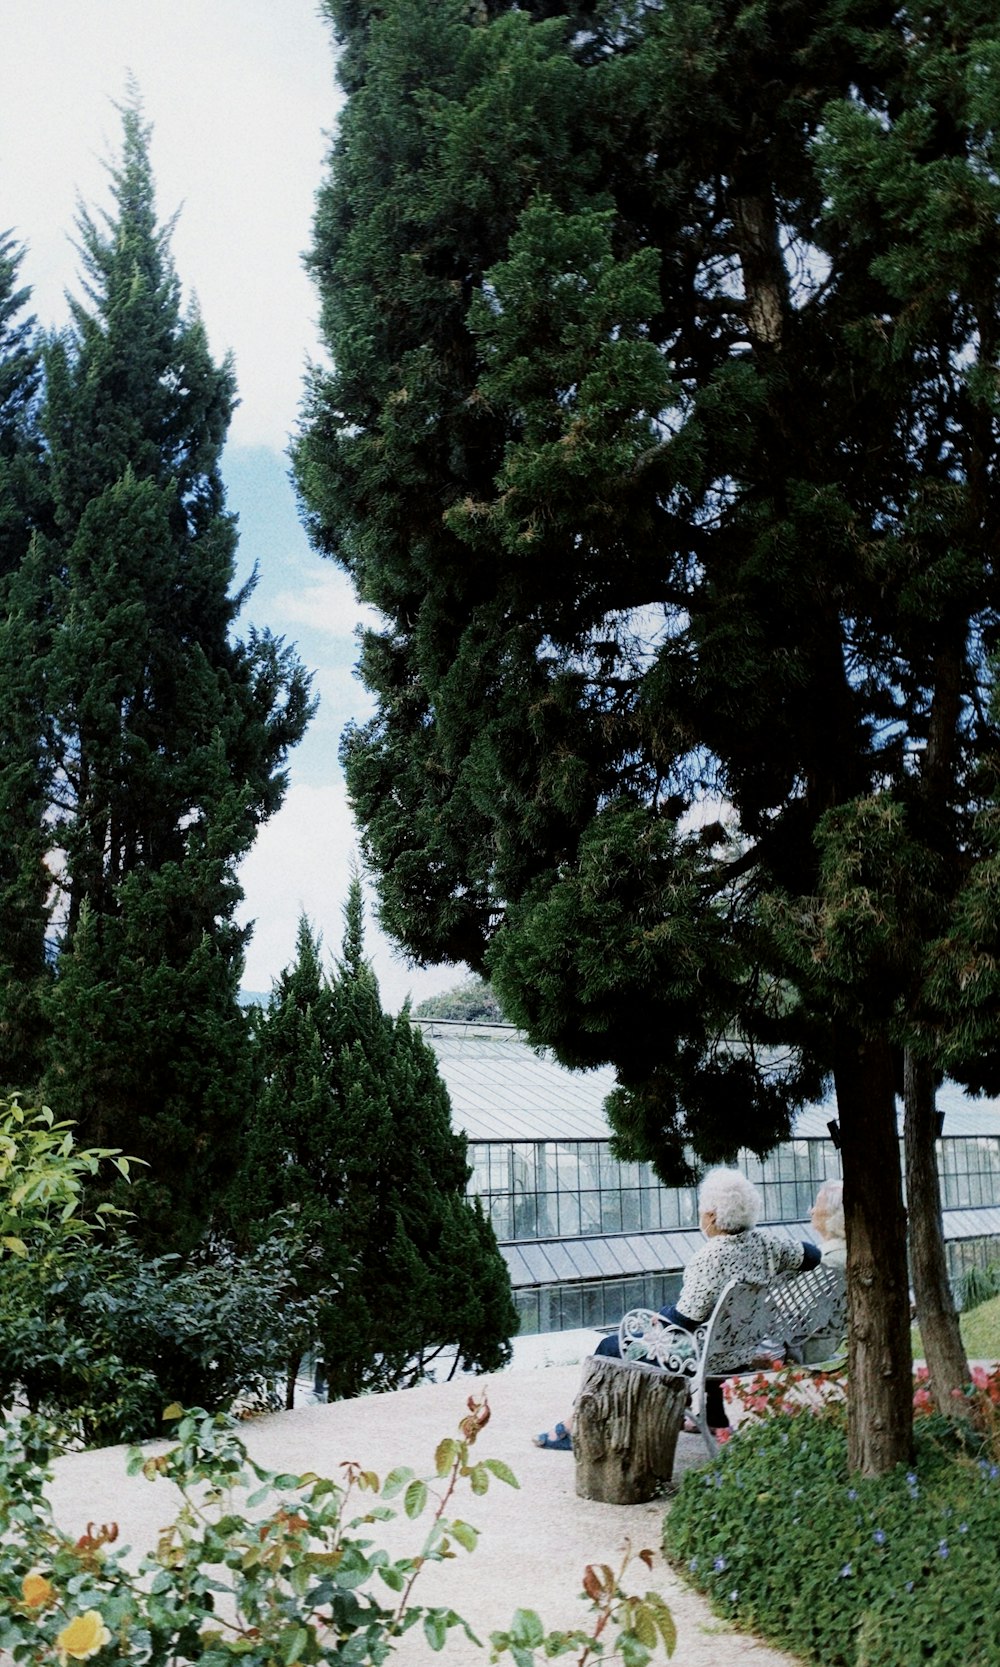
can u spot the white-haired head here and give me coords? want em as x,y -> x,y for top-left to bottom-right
812,1178 -> 845,1241
698,1167 -> 762,1233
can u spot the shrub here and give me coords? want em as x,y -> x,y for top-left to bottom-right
959,1261 -> 1000,1314
0,1096 -> 324,1445
0,1225 -> 324,1446
0,1397 -> 676,1666
664,1411 -> 1000,1667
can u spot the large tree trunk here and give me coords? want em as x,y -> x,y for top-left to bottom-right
904,1048 -> 973,1419
834,1024 -> 913,1475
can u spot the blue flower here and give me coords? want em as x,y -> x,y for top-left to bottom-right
688,1557 -> 699,1573
839,1564 -> 853,1579
938,1541 -> 949,1559
873,1529 -> 886,1545
959,1523 -> 969,1534
847,1488 -> 858,1502
714,1556 -> 727,1572
729,1590 -> 739,1603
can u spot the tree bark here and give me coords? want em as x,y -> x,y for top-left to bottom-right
731,188 -> 787,351
834,1024 -> 914,1475
904,1048 -> 973,1419
573,1353 -> 687,1504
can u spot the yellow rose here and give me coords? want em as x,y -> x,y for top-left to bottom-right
21,1571 -> 56,1608
55,1610 -> 111,1664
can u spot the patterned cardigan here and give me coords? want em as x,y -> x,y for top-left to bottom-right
673,1228 -> 816,1326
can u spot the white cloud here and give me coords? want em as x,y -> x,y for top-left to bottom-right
0,0 -> 338,451
237,783 -> 464,1014
272,564 -> 383,644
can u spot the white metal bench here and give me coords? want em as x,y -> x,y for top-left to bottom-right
618,1262 -> 847,1456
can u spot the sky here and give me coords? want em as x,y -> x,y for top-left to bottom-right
0,0 -> 466,1011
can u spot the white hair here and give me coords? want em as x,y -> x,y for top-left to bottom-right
815,1179 -> 845,1240
698,1167 -> 762,1232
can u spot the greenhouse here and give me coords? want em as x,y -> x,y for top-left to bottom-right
417,1019 -> 1000,1337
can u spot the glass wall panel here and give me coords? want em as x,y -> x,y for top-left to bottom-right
522,1271 -> 685,1333
469,1133 -> 997,1259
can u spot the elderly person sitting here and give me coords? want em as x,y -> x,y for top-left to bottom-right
811,1178 -> 845,1267
534,1166 -> 820,1449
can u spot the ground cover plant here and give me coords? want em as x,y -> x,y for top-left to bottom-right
911,1290 -> 1000,1364
664,1390 -> 1000,1667
0,1397 -> 676,1666
954,1294 -> 1000,1363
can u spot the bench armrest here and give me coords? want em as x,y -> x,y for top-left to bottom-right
618,1308 -> 703,1375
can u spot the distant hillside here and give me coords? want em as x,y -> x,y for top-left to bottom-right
238,989 -> 270,1009
415,977 -> 505,1023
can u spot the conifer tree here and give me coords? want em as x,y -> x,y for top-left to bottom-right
0,232 -> 50,1088
32,99 -> 312,1244
233,891 -> 517,1400
297,0 -> 1000,1471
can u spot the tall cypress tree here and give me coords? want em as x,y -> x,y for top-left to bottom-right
0,232 -> 50,1089
233,891 -> 517,1400
297,0 -> 1000,1471
33,99 -> 312,1245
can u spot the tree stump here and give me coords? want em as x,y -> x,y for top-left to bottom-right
573,1353 -> 688,1504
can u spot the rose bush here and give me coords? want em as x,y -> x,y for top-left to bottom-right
0,1400 -> 675,1666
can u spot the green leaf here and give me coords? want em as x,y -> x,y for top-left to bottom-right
450,1519 -> 478,1553
0,1237 -> 27,1257
423,1611 -> 449,1651
404,1478 -> 429,1519
632,1605 -> 659,1649
510,1609 -> 544,1649
620,1633 -> 653,1667
483,1457 -> 519,1488
646,1595 -> 677,1657
435,1437 -> 460,1476
281,1625 -> 309,1666
469,1462 -> 489,1496
382,1466 -> 414,1499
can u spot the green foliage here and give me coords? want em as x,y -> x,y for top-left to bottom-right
16,96 -> 313,1241
0,1397 -> 673,1665
297,0 -> 1000,1470
0,1094 -> 132,1254
0,1095 -> 321,1445
959,1262 -> 1000,1315
664,1414 -> 1000,1667
0,232 -> 49,1089
232,893 -> 518,1400
0,1229 -> 322,1448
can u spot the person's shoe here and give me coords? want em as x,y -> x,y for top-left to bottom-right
533,1421 -> 572,1451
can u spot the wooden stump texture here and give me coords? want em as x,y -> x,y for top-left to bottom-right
572,1353 -> 688,1504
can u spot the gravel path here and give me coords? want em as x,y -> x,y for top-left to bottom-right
47,1362 -> 805,1666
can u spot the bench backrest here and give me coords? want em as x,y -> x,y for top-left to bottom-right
700,1263 -> 847,1379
